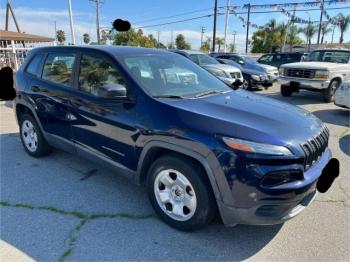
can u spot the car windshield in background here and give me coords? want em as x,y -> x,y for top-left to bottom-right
242,56 -> 258,64
308,50 -> 350,63
120,54 -> 230,98
190,54 -> 220,66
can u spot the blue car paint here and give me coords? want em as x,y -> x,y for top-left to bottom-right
14,46 -> 331,226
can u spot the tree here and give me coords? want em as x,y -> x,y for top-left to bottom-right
320,23 -> 332,44
101,30 -> 112,44
83,33 -> 90,44
266,19 -> 277,53
113,28 -> 158,48
215,37 -> 224,52
287,25 -> 303,51
302,23 -> 317,50
228,43 -> 236,52
336,13 -> 350,44
56,30 -> 65,45
175,34 -> 191,50
200,37 -> 211,53
137,29 -> 144,35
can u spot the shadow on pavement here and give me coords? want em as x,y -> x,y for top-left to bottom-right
339,134 -> 350,156
0,132 -> 282,261
312,109 -> 350,127
262,90 -> 327,105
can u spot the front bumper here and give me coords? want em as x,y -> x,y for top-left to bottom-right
217,148 -> 331,226
278,76 -> 330,90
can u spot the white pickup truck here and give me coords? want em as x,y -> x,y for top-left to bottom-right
278,49 -> 350,102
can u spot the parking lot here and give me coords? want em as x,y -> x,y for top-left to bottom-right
1,83 -> 349,261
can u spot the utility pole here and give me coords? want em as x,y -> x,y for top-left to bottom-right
283,6 -> 296,52
200,26 -> 205,48
317,0 -> 324,46
171,30 -> 174,48
68,0 -> 76,45
223,0 -> 230,53
307,18 -> 311,51
331,24 -> 335,44
157,30 -> 160,48
90,0 -> 103,44
54,21 -> 57,45
212,0 -> 218,52
233,31 -> 237,49
245,3 -> 251,54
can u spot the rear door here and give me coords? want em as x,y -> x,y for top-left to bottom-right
25,52 -> 77,145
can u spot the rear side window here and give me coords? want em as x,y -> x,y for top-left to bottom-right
42,54 -> 76,87
26,54 -> 45,77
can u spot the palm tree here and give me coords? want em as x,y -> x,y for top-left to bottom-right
266,19 -> 277,52
287,25 -> 303,51
56,30 -> 65,45
320,23 -> 332,44
336,13 -> 350,44
83,33 -> 90,44
215,37 -> 224,52
228,43 -> 236,52
302,24 -> 317,51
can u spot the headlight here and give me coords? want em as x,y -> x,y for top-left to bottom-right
314,70 -> 329,79
278,68 -> 284,76
222,137 -> 293,156
251,74 -> 260,81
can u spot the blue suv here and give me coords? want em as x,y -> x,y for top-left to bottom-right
14,46 -> 338,231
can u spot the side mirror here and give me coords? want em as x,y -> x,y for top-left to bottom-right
98,83 -> 127,99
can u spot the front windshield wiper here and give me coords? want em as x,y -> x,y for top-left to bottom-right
153,95 -> 185,99
194,90 -> 226,98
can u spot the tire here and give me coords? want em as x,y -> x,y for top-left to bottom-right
242,78 -> 252,90
281,84 -> 293,97
323,80 -> 340,103
19,114 -> 51,157
147,153 -> 216,231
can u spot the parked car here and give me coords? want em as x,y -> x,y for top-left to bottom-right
14,46 -> 338,231
170,50 -> 243,87
257,52 -> 303,68
335,80 -> 350,108
211,52 -> 278,90
278,49 -> 350,102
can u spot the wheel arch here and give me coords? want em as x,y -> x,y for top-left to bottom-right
136,141 -> 223,202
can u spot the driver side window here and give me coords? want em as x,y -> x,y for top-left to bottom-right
78,54 -> 127,97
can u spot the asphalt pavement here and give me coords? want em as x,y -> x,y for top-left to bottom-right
1,84 -> 349,261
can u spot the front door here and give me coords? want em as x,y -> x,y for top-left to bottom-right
69,52 -> 138,169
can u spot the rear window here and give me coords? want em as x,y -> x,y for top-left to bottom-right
26,54 -> 45,77
42,53 -> 76,87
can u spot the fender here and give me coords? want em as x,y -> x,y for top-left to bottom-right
136,140 -> 235,206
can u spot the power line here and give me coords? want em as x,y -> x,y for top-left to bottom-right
133,6 -> 349,30
134,7 -> 225,24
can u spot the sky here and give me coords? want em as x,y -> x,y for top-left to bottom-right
1,0 -> 349,51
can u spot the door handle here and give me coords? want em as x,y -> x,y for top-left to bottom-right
31,85 -> 41,92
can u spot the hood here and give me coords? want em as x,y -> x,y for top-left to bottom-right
242,62 -> 268,73
161,90 -> 324,150
281,61 -> 349,70
202,63 -> 241,73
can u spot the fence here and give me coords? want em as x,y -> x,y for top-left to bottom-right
0,40 -> 55,71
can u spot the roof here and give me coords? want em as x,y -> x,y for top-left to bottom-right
32,45 -> 178,56
0,30 -> 54,42
171,49 -> 205,55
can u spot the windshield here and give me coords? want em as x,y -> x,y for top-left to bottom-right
190,54 -> 219,66
308,50 -> 350,63
120,53 -> 230,98
242,56 -> 258,64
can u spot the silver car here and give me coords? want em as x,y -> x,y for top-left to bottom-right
170,50 -> 243,87
335,80 -> 350,108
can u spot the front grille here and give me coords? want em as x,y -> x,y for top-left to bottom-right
301,127 -> 329,170
286,68 -> 315,79
230,72 -> 241,79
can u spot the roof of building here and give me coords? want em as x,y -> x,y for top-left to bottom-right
0,30 -> 54,42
